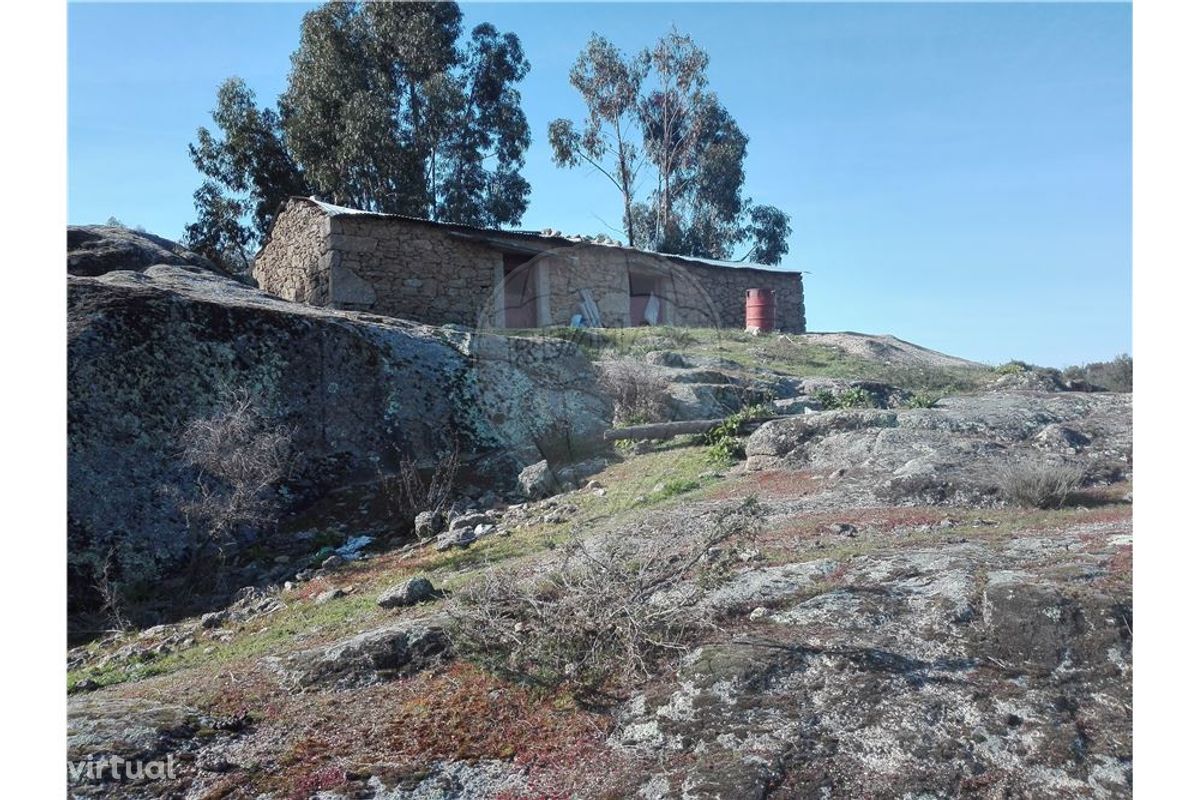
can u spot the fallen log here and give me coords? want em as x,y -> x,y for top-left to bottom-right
603,415 -> 788,442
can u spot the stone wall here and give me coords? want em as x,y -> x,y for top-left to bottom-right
325,215 -> 500,325
676,261 -> 806,333
525,245 -> 804,332
255,199 -> 805,333
253,200 -> 331,304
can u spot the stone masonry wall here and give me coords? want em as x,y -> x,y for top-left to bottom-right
253,200 -> 331,304
540,247 -> 635,328
538,244 -> 804,332
678,261 -> 806,333
325,215 -> 500,326
255,200 -> 805,333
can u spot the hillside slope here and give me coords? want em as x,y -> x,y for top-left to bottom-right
65,228 -> 1131,799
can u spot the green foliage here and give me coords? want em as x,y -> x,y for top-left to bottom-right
705,404 -> 772,463
813,386 -> 876,410
995,360 -> 1032,375
550,30 -> 790,263
836,387 -> 874,408
290,3 -> 531,224
870,365 -> 987,395
810,388 -> 836,409
183,78 -> 306,272
186,2 -> 533,265
652,477 -> 702,499
548,34 -> 646,247
1061,354 -> 1133,393
904,392 -> 941,409
742,205 -> 792,265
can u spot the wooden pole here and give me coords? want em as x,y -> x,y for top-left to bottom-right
602,415 -> 788,442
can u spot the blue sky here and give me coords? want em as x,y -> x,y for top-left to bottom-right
68,2 -> 1131,366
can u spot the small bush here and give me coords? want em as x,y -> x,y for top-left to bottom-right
451,498 -> 766,702
176,389 -> 293,570
379,443 -> 459,529
904,392 -> 941,409
597,357 -> 672,426
653,477 -> 701,499
995,360 -> 1032,375
705,404 -> 773,463
1062,354 -> 1132,393
813,386 -> 877,410
998,462 -> 1086,509
837,387 -> 875,408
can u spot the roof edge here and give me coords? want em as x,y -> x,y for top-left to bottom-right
282,196 -> 800,275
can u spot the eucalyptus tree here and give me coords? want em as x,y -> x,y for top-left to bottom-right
184,78 -> 305,272
550,29 -> 792,264
185,1 -> 532,265
548,34 -> 648,247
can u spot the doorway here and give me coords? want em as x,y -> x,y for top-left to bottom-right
503,254 -> 539,328
629,270 -> 666,326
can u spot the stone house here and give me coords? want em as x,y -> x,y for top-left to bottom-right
253,197 -> 805,332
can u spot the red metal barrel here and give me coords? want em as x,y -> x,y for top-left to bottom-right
745,288 -> 777,333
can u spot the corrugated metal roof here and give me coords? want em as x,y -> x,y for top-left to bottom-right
298,196 -> 798,275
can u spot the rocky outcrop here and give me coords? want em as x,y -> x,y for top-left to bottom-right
67,225 -> 219,276
629,350 -> 912,422
276,619 -> 451,689
517,457 -> 607,499
745,392 -> 1132,505
377,576 -> 438,608
68,695 -> 247,794
68,260 -> 611,612
616,537 -> 1132,799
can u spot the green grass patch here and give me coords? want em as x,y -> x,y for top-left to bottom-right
509,326 -> 991,397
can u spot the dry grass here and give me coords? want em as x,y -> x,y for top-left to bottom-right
377,442 -> 460,531
596,356 -> 672,425
450,498 -> 765,702
998,461 -> 1086,509
174,388 -> 293,572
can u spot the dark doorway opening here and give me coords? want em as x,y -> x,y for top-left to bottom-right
503,254 -> 538,328
629,271 -> 665,326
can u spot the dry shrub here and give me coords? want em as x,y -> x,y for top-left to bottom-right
998,461 -> 1086,509
597,356 -> 672,425
379,442 -> 460,527
93,546 -> 131,632
177,389 -> 292,562
451,497 -> 766,702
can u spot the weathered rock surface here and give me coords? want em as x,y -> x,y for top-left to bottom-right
68,696 -> 201,763
277,619 -> 450,689
666,382 -> 774,421
518,457 -> 608,499
793,331 -> 986,369
634,355 -> 910,422
68,259 -> 610,613
413,510 -> 443,540
992,368 -> 1069,392
377,576 -> 438,608
68,695 -> 247,795
616,536 -> 1132,799
518,459 -> 555,499
746,392 -> 1131,506
67,225 -> 219,276
353,761 -> 529,800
